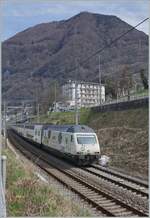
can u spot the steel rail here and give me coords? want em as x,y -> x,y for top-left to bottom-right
82,167 -> 148,198
7,129 -> 148,217
92,164 -> 148,188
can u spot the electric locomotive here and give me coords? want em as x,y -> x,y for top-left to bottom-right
11,124 -> 101,165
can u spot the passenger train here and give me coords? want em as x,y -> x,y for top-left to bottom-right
11,124 -> 101,165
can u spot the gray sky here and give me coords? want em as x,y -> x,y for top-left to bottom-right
2,0 -> 149,40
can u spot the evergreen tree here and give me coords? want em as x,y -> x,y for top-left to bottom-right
140,69 -> 148,89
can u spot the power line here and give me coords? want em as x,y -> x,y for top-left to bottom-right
70,17 -> 149,73
43,17 -> 148,78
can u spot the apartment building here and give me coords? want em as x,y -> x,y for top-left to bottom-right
62,80 -> 105,108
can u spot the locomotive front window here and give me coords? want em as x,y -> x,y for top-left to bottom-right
77,135 -> 97,144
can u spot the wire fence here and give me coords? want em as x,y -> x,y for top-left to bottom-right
104,92 -> 148,106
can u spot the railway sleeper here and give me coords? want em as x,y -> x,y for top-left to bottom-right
75,184 -> 90,189
86,192 -> 100,197
101,205 -> 121,211
86,196 -> 103,201
100,202 -> 117,207
115,211 -> 134,217
114,211 -> 134,217
91,195 -> 111,200
92,165 -> 148,185
96,200 -> 111,204
106,206 -> 127,212
78,188 -> 92,193
96,200 -> 112,204
110,210 -> 133,216
141,196 -> 148,200
94,198 -> 110,202
9,133 -> 148,217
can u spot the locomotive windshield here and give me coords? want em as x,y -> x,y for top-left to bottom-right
77,135 -> 97,144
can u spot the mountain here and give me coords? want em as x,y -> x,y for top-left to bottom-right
2,11 -> 148,101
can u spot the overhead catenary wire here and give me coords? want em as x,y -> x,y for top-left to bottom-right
11,18 -> 149,110
7,17 -> 147,86
41,17 -> 148,78
3,18 -> 149,109
69,17 -> 149,73
5,18 -> 148,108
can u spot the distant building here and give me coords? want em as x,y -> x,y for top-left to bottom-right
62,80 -> 105,108
48,101 -> 74,113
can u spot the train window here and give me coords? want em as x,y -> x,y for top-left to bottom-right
65,138 -> 68,144
77,135 -> 97,144
38,131 -> 40,136
48,130 -> 51,138
52,136 -> 56,140
58,132 -> 62,144
71,135 -> 73,142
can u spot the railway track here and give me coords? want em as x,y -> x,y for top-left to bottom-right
7,129 -> 148,217
92,164 -> 148,188
82,165 -> 148,198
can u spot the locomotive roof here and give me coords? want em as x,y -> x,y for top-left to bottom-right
44,125 -> 95,133
13,123 -> 95,133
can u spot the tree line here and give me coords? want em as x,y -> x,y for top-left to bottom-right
105,66 -> 148,100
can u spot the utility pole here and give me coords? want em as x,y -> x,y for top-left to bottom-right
75,61 -> 79,125
37,104 -> 40,123
116,80 -> 119,103
75,80 -> 79,125
1,156 -> 6,190
54,82 -> 57,111
0,2 -> 6,211
21,101 -> 25,121
3,101 -> 7,148
73,24 -> 79,125
99,54 -> 102,105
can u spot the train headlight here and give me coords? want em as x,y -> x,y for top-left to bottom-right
81,144 -> 85,151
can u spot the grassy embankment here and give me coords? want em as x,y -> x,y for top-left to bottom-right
129,89 -> 148,98
37,106 -> 148,179
4,148 -> 91,216
134,88 -> 148,97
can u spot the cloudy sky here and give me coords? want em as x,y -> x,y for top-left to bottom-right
1,0 -> 149,41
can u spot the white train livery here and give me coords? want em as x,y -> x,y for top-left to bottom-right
11,124 -> 101,165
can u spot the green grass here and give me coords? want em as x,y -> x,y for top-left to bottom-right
132,88 -> 148,97
39,111 -> 75,124
4,148 -> 91,216
35,106 -> 148,131
32,88 -> 148,125
33,108 -> 91,125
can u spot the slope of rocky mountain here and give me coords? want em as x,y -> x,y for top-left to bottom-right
2,11 -> 148,100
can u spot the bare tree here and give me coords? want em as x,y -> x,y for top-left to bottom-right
105,77 -> 118,99
119,65 -> 133,100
